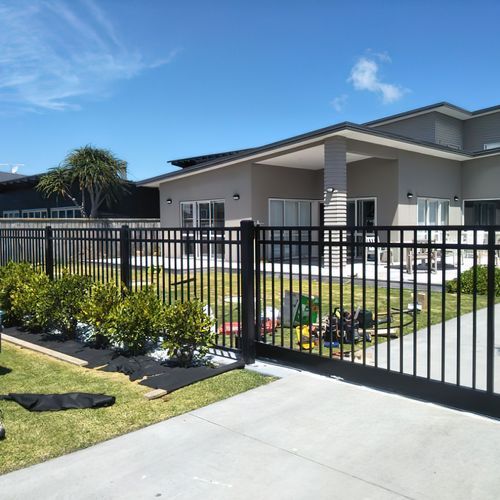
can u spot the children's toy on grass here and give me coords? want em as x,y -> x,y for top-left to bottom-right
282,292 -> 320,327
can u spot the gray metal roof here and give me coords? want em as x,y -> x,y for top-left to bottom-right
138,101 -> 500,187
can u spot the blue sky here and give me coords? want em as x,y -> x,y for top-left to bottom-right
1,0 -> 499,181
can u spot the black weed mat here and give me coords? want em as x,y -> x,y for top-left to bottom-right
100,355 -> 172,381
5,327 -> 245,393
4,327 -> 115,368
139,360 -> 245,393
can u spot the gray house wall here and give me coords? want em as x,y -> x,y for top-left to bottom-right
251,164 -> 323,224
461,156 -> 500,200
159,163 -> 252,227
346,158 -> 399,226
374,112 -> 464,149
396,151 -> 462,225
435,114 -> 463,149
372,113 -> 436,143
464,112 -> 500,151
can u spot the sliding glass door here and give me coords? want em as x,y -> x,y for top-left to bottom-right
269,199 -> 313,259
347,198 -> 376,258
181,200 -> 225,259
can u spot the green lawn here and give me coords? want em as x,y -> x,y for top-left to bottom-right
0,343 -> 273,475
140,269 -> 488,353
54,263 -> 489,353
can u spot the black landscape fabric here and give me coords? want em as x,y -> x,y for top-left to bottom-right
139,360 -> 245,393
4,328 -> 115,368
101,355 -> 171,381
0,392 -> 115,412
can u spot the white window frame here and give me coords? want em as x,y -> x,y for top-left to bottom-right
347,197 -> 377,227
3,210 -> 20,218
50,206 -> 81,218
21,208 -> 48,219
483,142 -> 500,150
268,198 -> 319,226
417,197 -> 450,226
179,199 -> 225,228
179,199 -> 226,259
462,197 -> 500,225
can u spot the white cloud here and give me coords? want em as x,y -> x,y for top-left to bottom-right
0,0 -> 179,112
348,56 -> 406,104
330,94 -> 348,112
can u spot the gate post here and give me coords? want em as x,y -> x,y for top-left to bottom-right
241,220 -> 256,364
45,226 -> 54,280
120,225 -> 132,290
486,228 -> 496,393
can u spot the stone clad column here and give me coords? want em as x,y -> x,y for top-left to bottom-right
323,137 -> 347,267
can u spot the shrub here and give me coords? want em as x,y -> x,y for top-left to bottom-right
46,271 -> 93,338
0,262 -> 50,327
105,288 -> 166,355
446,265 -> 500,296
10,271 -> 52,332
162,300 -> 216,366
79,281 -> 123,347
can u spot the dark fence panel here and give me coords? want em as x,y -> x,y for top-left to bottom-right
0,225 -> 242,351
1,223 -> 499,417
255,225 -> 500,404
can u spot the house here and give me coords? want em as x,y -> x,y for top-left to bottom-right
0,174 -> 160,219
139,102 -> 500,238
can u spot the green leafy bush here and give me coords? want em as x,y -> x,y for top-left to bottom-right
162,300 -> 216,366
0,262 -> 50,327
104,288 -> 166,355
446,265 -> 500,296
10,272 -> 52,332
79,281 -> 123,347
46,271 -> 93,338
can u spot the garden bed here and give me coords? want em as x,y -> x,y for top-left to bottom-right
4,327 -> 244,394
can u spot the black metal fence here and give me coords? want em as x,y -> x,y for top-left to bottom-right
1,222 -> 499,417
0,225 -> 242,351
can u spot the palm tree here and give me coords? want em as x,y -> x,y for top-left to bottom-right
37,146 -> 128,218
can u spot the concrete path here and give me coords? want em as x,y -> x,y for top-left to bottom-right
366,304 -> 500,392
1,371 -> 500,500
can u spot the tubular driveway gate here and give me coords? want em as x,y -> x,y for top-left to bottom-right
0,221 -> 499,418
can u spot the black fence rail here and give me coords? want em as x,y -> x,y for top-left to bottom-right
253,223 -> 500,418
0,225 -> 242,351
1,222 -> 499,418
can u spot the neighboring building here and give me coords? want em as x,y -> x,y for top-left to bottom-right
139,102 -> 500,237
0,174 -> 159,219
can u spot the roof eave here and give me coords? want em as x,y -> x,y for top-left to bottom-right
138,124 -> 471,187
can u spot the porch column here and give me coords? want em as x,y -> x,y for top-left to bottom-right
323,137 -> 347,267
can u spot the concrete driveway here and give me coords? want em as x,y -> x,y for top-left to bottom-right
1,369 -> 500,500
366,304 -> 500,392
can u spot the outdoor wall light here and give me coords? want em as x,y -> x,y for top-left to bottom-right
326,187 -> 338,193
454,195 -> 459,202
166,198 -> 172,205
407,192 -> 414,199
233,193 -> 240,200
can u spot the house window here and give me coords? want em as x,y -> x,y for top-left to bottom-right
417,198 -> 449,226
180,200 -> 225,228
484,142 -> 500,150
21,209 -> 48,219
3,210 -> 20,218
50,207 -> 80,218
269,199 -> 314,259
269,199 -> 312,226
464,200 -> 500,226
180,200 -> 225,258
